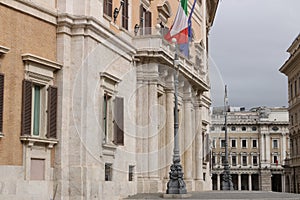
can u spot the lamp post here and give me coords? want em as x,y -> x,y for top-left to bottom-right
166,38 -> 187,194
222,85 -> 234,190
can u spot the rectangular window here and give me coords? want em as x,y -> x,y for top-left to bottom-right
273,139 -> 278,149
212,156 -> 216,166
242,139 -> 247,148
122,0 -> 129,30
221,156 -> 225,164
242,156 -> 247,166
140,5 -> 152,35
103,94 -> 112,143
231,139 -> 236,148
273,156 -> 278,164
33,85 -> 41,136
252,140 -> 257,148
232,156 -> 237,166
105,163 -> 112,181
30,158 -> 45,180
128,165 -> 134,181
221,139 -> 226,148
103,94 -> 124,145
22,80 -> 57,138
212,139 -> 216,148
253,156 -> 258,166
104,0 -> 113,17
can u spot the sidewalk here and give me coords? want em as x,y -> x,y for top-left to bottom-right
125,191 -> 300,200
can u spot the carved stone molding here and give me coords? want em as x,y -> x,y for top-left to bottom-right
0,46 -> 9,56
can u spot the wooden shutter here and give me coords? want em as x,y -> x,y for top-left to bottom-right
22,80 -> 32,136
0,74 -> 4,133
145,11 -> 152,35
139,5 -> 144,35
47,86 -> 57,138
113,97 -> 124,145
122,0 -> 129,30
104,0 -> 113,17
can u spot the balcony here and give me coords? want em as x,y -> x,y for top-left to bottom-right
132,26 -> 209,92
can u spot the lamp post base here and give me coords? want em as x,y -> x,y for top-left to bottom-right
166,162 -> 187,194
222,169 -> 234,190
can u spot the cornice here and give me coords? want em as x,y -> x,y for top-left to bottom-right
279,45 -> 300,75
57,14 -> 136,61
22,53 -> 62,71
0,0 -> 57,24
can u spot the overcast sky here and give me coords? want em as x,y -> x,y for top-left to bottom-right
209,0 -> 300,109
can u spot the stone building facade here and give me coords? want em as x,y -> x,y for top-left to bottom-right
210,107 -> 289,192
280,33 -> 300,193
0,0 -> 219,199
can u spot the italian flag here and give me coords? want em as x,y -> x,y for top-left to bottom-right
164,0 -> 189,44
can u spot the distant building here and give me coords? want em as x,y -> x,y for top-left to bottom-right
280,33 -> 300,193
210,107 -> 289,192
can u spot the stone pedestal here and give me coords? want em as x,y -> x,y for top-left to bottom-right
260,169 -> 272,191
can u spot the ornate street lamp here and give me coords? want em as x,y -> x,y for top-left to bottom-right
222,85 -> 234,190
166,38 -> 187,194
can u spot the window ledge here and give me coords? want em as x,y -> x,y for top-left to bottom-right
0,132 -> 4,138
20,136 -> 58,149
0,46 -> 9,56
102,143 -> 117,157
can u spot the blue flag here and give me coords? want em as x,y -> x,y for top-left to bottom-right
179,0 -> 197,57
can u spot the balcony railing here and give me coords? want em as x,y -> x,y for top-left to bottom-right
132,26 -> 208,87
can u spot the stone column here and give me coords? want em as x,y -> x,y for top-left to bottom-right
165,87 -> 174,178
148,79 -> 159,179
238,174 -> 242,190
183,86 -> 193,181
249,174 -> 252,191
282,173 -> 286,192
265,133 -> 271,163
282,133 -> 287,165
217,174 -> 221,190
136,67 -> 147,179
195,102 -> 203,180
260,134 -> 265,163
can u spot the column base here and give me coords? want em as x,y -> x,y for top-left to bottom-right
195,180 -> 204,191
184,180 -> 194,191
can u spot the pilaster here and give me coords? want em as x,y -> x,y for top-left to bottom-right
183,84 -> 193,190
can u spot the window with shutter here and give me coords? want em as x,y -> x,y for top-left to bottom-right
139,5 -> 145,35
21,80 -> 58,139
139,5 -> 152,35
114,97 -> 124,145
0,73 -> 4,134
104,0 -> 113,18
122,0 -> 129,30
145,11 -> 152,35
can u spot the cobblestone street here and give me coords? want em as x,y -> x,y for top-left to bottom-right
125,191 -> 300,200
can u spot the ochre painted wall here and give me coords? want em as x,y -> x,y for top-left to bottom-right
0,5 -> 56,165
